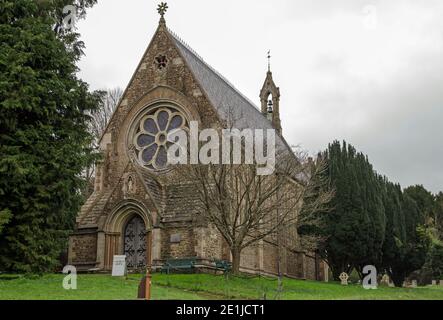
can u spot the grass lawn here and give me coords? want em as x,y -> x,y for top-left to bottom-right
1,273 -> 443,300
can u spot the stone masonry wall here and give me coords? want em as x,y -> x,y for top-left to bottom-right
305,254 -> 318,281
262,242 -> 279,275
197,226 -> 223,260
161,226 -> 196,259
240,245 -> 259,271
69,232 -> 97,265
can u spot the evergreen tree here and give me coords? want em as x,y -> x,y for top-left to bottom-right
402,194 -> 430,272
321,141 -> 432,284
0,209 -> 12,235
320,141 -> 385,279
404,185 -> 436,226
319,141 -> 353,279
435,192 -> 443,239
381,182 -> 407,286
427,241 -> 443,280
381,183 -> 430,286
0,0 -> 100,272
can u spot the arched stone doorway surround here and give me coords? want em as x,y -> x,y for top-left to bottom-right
103,199 -> 153,271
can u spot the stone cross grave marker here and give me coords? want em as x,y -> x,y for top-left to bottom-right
339,272 -> 349,286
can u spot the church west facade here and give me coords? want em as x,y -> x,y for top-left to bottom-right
68,7 -> 327,281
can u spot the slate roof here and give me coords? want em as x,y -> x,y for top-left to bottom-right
168,29 -> 291,153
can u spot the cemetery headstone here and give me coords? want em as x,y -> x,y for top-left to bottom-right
381,274 -> 390,286
339,272 -> 349,286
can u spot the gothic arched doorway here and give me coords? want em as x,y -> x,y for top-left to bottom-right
124,215 -> 147,270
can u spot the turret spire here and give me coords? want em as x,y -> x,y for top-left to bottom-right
260,52 -> 282,135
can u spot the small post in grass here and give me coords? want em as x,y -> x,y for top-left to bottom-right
145,267 -> 152,300
145,231 -> 153,300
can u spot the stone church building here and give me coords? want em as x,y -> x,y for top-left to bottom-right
68,6 -> 327,281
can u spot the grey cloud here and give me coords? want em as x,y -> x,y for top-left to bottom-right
77,0 -> 443,193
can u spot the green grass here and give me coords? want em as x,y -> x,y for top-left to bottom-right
0,274 -> 205,300
153,274 -> 443,300
1,273 -> 443,300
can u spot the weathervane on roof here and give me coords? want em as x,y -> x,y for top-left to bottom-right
267,50 -> 271,72
157,2 -> 168,19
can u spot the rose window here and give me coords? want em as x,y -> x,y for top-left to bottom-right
133,107 -> 188,171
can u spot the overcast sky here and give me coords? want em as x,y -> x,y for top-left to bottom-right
76,0 -> 443,193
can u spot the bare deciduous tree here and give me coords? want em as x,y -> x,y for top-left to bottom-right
82,87 -> 122,198
89,87 -> 123,148
174,143 -> 333,275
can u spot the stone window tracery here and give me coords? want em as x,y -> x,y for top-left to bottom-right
132,106 -> 188,171
154,55 -> 168,70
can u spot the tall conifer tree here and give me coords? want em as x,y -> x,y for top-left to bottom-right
320,141 -> 385,279
0,0 -> 99,272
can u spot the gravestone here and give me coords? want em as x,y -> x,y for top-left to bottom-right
112,255 -> 127,277
440,280 -> 443,287
339,272 -> 349,286
432,280 -> 437,286
411,280 -> 417,288
381,274 -> 390,286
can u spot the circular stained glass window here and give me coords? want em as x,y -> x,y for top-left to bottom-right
132,106 -> 188,171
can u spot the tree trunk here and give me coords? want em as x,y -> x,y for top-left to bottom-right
355,266 -> 363,280
231,248 -> 241,275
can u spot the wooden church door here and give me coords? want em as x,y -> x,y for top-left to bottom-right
124,215 -> 147,270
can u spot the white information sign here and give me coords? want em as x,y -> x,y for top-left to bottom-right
112,255 -> 127,277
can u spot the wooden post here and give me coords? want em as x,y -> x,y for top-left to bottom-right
145,269 -> 152,300
145,231 -> 153,300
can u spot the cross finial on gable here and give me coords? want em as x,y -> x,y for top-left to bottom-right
157,2 -> 168,19
267,50 -> 271,72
